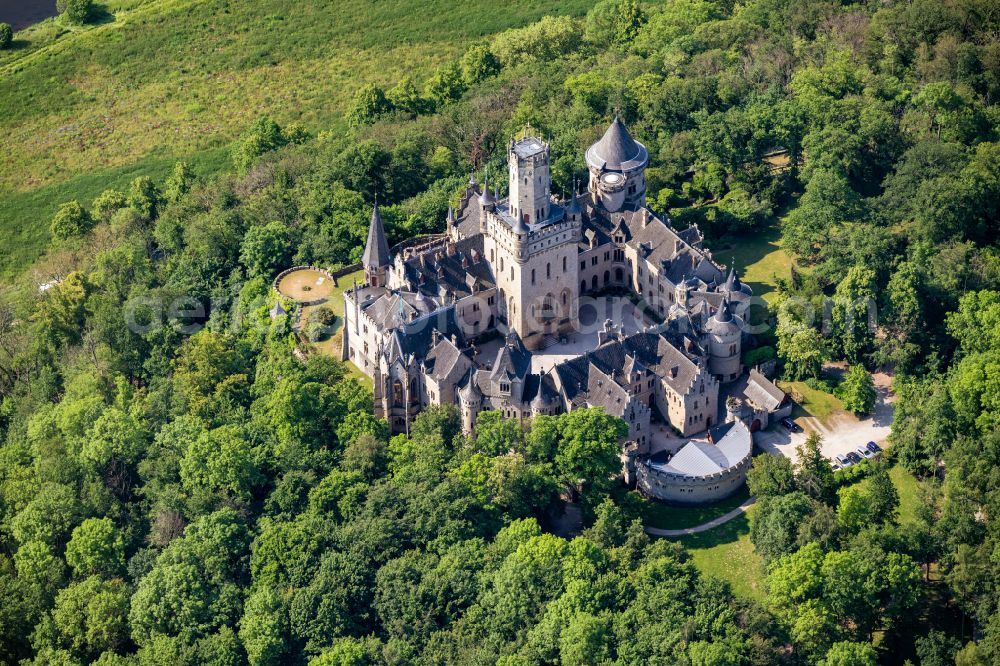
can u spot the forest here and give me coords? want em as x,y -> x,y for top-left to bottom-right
1,0 -> 1000,663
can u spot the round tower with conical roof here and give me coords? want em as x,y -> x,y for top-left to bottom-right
585,117 -> 649,212
706,297 -> 743,382
459,370 -> 482,435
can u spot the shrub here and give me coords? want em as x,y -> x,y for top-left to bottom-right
0,23 -> 12,50
347,84 -> 392,128
306,307 -> 337,342
460,43 -> 500,84
57,0 -> 92,24
490,16 -> 582,67
742,345 -> 776,367
51,201 -> 95,240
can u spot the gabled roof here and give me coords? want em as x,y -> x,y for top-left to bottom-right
744,369 -> 788,411
585,117 -> 649,172
490,333 -> 531,381
363,203 -> 392,269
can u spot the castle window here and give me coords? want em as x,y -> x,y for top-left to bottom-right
546,263 -> 551,279
563,256 -> 567,272
591,257 -> 597,266
510,267 -> 514,281
580,261 -> 585,270
364,342 -> 369,354
531,269 -> 536,285
604,251 -> 610,261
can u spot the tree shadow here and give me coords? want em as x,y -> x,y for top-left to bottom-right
672,513 -> 751,549
87,3 -> 116,25
3,38 -> 33,51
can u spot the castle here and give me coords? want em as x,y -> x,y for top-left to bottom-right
343,119 -> 781,502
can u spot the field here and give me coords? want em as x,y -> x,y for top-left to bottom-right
0,0 -> 595,280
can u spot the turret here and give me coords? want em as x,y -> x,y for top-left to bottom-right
585,117 -> 649,212
706,297 -> 742,383
362,202 -> 392,288
459,369 -> 482,435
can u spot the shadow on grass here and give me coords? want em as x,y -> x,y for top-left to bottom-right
4,38 -> 34,51
675,512 -> 751,549
87,4 -> 116,25
639,485 -> 751,530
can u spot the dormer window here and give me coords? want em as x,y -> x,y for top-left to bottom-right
500,382 -> 510,393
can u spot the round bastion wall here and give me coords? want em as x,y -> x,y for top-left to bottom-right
635,445 -> 752,505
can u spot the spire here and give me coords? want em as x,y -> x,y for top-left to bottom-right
362,201 -> 391,269
459,367 -> 481,402
725,263 -> 741,292
714,295 -> 733,323
479,173 -> 495,207
585,116 -> 649,172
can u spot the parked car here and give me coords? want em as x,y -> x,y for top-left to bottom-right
831,461 -> 842,471
866,441 -> 883,454
857,446 -> 875,460
780,417 -> 802,432
835,454 -> 852,467
846,451 -> 863,464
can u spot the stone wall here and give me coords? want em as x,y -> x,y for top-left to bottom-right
634,448 -> 752,504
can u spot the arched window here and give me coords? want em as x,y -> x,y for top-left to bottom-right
531,269 -> 535,285
581,280 -> 587,293
563,256 -> 567,272
603,270 -> 610,285
615,267 -> 623,282
546,263 -> 551,279
592,275 -> 598,290
500,256 -> 504,272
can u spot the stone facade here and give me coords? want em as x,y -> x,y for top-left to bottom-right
343,119 -> 768,500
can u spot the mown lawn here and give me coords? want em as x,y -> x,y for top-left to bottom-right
710,224 -> 794,305
844,464 -> 922,525
0,0 -> 595,279
779,379 -> 844,421
637,485 -> 751,530
672,507 -> 765,601
299,268 -> 372,389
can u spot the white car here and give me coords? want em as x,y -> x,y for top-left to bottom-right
857,446 -> 875,460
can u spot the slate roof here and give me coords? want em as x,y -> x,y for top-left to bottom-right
744,369 -> 788,411
552,330 -> 703,405
423,338 -> 464,380
490,333 -> 532,381
363,203 -> 392,269
585,117 -> 649,172
384,305 -> 467,363
400,234 -> 494,300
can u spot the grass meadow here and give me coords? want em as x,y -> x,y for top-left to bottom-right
0,0 -> 594,280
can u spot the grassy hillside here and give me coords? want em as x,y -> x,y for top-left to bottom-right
0,0 -> 593,280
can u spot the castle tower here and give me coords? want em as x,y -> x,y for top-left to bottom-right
508,134 -> 551,226
706,297 -> 742,383
362,202 -> 391,288
459,370 -> 482,435
585,117 -> 649,212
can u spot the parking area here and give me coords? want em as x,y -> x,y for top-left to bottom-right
754,373 -> 895,465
